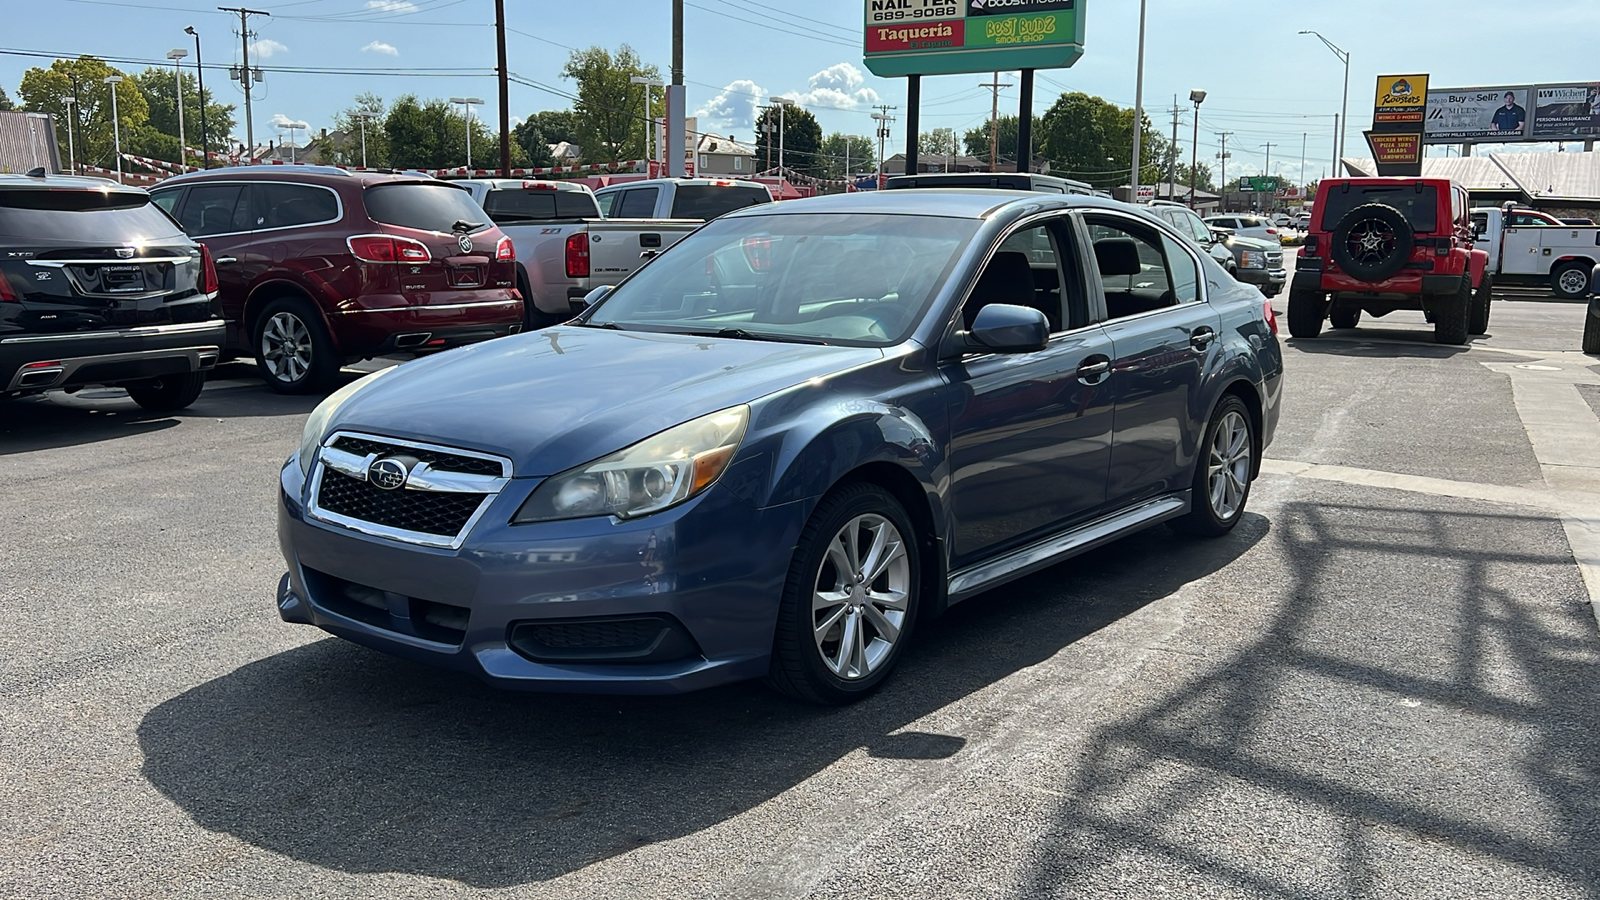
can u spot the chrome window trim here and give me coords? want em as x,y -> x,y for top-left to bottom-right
304,430 -> 514,551
154,180 -> 345,239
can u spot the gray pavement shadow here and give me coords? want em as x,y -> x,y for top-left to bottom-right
1019,498 -> 1600,897
136,514 -> 1268,888
1285,330 -> 1477,359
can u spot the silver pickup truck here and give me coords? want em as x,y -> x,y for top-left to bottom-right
457,179 -> 700,325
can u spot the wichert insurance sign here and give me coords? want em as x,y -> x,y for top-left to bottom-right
863,0 -> 1086,77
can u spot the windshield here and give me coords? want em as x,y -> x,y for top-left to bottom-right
584,212 -> 979,347
364,183 -> 492,233
669,185 -> 771,220
0,189 -> 183,243
483,189 -> 597,223
1319,185 -> 1438,232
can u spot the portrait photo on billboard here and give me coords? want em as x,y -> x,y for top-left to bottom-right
1531,83 -> 1600,140
1425,87 -> 1531,142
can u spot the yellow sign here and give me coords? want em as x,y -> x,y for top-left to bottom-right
1374,74 -> 1429,123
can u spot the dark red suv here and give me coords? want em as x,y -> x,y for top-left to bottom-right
151,167 -> 522,392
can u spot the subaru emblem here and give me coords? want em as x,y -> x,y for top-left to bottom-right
368,457 -> 409,491
457,233 -> 473,254
115,247 -> 135,259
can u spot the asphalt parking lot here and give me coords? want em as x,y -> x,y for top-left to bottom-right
3,268 -> 1598,898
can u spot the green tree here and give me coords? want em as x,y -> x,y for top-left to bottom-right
326,92 -> 389,167
1037,91 -> 1169,189
917,127 -> 960,168
525,109 -> 579,146
816,133 -> 874,180
754,104 -> 823,176
561,45 -> 662,164
19,57 -> 148,170
383,94 -> 495,170
130,67 -> 235,165
964,115 -> 1019,167
511,119 -> 554,168
0,86 -> 14,111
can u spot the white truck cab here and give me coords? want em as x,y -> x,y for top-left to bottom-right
593,178 -> 773,221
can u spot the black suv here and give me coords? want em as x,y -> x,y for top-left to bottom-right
0,173 -> 224,411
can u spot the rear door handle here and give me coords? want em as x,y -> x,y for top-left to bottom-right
1076,357 -> 1111,385
1190,326 -> 1216,350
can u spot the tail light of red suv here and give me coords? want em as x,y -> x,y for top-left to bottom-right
347,234 -> 433,263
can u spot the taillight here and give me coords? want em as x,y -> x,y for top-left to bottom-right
0,272 -> 16,302
1264,298 -> 1279,337
565,232 -> 590,278
496,235 -> 515,261
742,236 -> 772,271
199,244 -> 219,295
1266,228 -> 1278,235
1303,235 -> 1320,256
347,234 -> 432,264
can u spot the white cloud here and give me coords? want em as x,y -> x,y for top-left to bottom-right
248,39 -> 288,59
365,0 -> 417,10
695,79 -> 765,131
781,62 -> 881,111
269,113 -> 309,130
361,40 -> 398,56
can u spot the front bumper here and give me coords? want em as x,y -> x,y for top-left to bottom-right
1236,267 -> 1287,290
0,320 -> 223,392
276,458 -> 809,694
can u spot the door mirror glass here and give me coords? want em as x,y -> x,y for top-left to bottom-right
968,303 -> 1048,353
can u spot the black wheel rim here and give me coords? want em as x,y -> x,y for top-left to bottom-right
1345,218 -> 1398,268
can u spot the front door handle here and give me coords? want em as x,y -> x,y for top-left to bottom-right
1076,357 -> 1111,385
1190,326 -> 1217,350
214,256 -> 238,265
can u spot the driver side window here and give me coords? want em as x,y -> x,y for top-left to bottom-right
960,219 -> 1087,335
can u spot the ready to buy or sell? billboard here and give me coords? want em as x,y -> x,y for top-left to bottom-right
1425,83 -> 1600,143
862,0 -> 1085,77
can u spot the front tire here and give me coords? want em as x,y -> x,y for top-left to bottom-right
1433,277 -> 1471,345
1170,395 -> 1255,537
255,297 -> 340,394
1287,288 -> 1326,338
1470,273 -> 1493,335
766,483 -> 920,705
125,371 -> 206,412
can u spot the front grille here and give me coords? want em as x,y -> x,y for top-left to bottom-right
507,615 -> 701,664
317,468 -> 486,537
330,435 -> 503,476
529,619 -> 665,649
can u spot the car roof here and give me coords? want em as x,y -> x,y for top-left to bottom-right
718,188 -> 1121,220
457,178 -> 593,193
158,165 -> 447,189
594,178 -> 770,192
0,173 -> 144,194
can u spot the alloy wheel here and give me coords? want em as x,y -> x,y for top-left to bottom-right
812,513 -> 910,680
1345,218 -> 1397,268
1207,410 -> 1251,520
261,312 -> 313,384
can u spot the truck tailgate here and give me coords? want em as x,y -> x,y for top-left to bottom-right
587,220 -> 701,280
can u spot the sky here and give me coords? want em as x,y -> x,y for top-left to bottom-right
6,0 -> 1600,185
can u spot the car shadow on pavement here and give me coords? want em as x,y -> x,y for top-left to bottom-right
1285,329 -> 1478,359
137,514 -> 1269,888
1016,496 -> 1600,896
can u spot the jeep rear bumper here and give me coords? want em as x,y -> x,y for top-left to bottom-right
1292,270 -> 1464,295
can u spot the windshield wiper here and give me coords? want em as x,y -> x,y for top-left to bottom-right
572,320 -> 623,329
452,219 -> 485,232
703,328 -> 829,345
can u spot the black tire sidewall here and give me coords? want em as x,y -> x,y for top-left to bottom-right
1433,277 -> 1471,345
1287,288 -> 1325,339
1470,273 -> 1492,335
254,297 -> 339,394
1583,301 -> 1600,354
1172,394 -> 1254,537
1329,304 -> 1361,329
125,371 -> 206,412
1329,203 -> 1415,282
771,484 -> 921,704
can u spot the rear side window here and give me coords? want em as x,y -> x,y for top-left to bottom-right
179,184 -> 252,236
482,189 -> 598,223
1319,185 -> 1439,232
364,183 -> 491,233
669,185 -> 769,220
616,188 -> 659,218
259,183 -> 339,228
595,191 -> 618,216
0,189 -> 184,242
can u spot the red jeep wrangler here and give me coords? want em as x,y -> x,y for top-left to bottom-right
1290,177 -> 1491,345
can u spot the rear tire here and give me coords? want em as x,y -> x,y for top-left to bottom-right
765,482 -> 921,706
519,268 -> 567,329
1470,273 -> 1492,335
1583,301 -> 1600,355
125,371 -> 206,412
254,297 -> 340,395
1286,288 -> 1325,338
1553,262 -> 1592,301
1329,305 -> 1361,330
1170,395 -> 1255,537
1433,277 -> 1471,346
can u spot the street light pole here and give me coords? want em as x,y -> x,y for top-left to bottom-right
184,26 -> 208,168
353,111 -> 373,168
1130,0 -> 1148,202
61,96 -> 76,174
166,49 -> 188,169
104,75 -> 123,183
631,76 -> 664,170
1300,30 -> 1351,164
450,97 -> 484,169
1189,89 -> 1206,209
768,97 -> 794,174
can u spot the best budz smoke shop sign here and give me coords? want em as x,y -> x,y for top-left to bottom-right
863,0 -> 1085,77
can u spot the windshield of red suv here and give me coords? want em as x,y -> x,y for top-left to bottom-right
0,189 -> 184,242
364,183 -> 493,233
1319,185 -> 1438,233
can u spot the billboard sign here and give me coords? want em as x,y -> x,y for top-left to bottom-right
1365,131 -> 1424,175
1531,83 -> 1600,140
1425,87 -> 1531,142
1242,176 -> 1280,192
863,0 -> 1085,77
1374,74 -> 1428,125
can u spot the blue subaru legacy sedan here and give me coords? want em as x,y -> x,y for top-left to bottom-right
277,190 -> 1284,705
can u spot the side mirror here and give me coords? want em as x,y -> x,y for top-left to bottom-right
582,285 -> 614,308
967,303 -> 1049,354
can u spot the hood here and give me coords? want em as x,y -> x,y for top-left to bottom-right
331,327 -> 884,476
1228,235 -> 1279,251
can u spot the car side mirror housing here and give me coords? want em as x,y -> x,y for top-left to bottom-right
966,303 -> 1049,354
582,285 -> 614,308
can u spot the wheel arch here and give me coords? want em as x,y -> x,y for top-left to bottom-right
245,279 -> 341,353
1219,378 -> 1265,479
828,460 -> 948,619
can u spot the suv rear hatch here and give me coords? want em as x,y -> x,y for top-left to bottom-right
356,181 -> 511,295
0,187 -> 212,337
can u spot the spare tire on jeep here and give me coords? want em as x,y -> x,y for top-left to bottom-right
1330,203 -> 1415,282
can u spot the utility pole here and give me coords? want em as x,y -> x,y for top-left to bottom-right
1130,0 -> 1148,202
978,72 -> 1011,172
667,0 -> 685,177
219,6 -> 270,158
494,0 -> 510,175
872,106 -> 895,187
758,105 -> 773,170
185,26 -> 208,168
1300,132 -> 1307,201
1261,142 -> 1277,210
1168,96 -> 1182,201
62,96 -> 76,174
166,49 -> 188,169
1215,131 -> 1233,209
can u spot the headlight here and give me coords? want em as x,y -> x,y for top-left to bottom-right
297,368 -> 395,475
1240,250 -> 1265,269
514,405 -> 749,523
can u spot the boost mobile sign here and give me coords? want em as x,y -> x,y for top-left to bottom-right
863,0 -> 1086,77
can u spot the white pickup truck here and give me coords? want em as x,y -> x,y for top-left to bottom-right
1471,205 -> 1600,299
593,178 -> 773,221
457,179 -> 701,325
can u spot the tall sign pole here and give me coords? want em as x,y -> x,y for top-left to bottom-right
495,0 -> 511,176
667,0 -> 686,177
1130,0 -> 1147,200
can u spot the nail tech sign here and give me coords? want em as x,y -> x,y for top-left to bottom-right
866,0 -> 965,51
